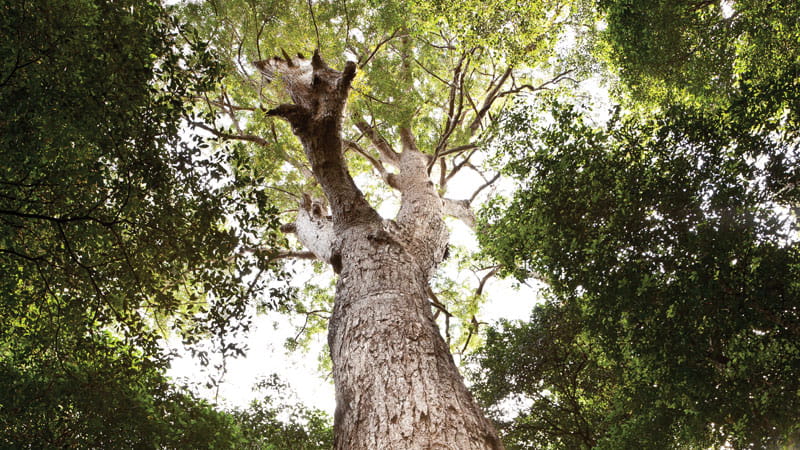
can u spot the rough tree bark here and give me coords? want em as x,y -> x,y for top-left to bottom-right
255,52 -> 503,449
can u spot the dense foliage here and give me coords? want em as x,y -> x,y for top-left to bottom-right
599,0 -> 800,206
1,331 -> 246,447
475,1 -> 800,447
4,0 -> 797,446
0,0 -> 311,445
233,375 -> 334,449
599,0 -> 800,118
477,101 -> 800,447
471,301 -> 623,449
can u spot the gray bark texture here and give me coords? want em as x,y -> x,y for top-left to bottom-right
256,52 -> 503,450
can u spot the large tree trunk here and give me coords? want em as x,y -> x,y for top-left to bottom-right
256,52 -> 503,449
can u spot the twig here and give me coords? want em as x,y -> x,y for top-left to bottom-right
469,172 -> 501,203
307,0 -> 321,50
360,29 -> 401,67
190,122 -> 271,147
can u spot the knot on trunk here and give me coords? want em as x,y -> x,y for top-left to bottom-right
302,193 -> 330,219
365,219 -> 409,251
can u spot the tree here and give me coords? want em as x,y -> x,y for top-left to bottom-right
472,2 -> 800,447
470,301 -> 622,450
598,0 -> 800,117
598,0 -> 800,209
233,375 -> 333,449
0,0 -> 298,444
174,0 -> 595,447
478,100 -> 800,448
471,298 -> 708,450
0,329 -> 247,448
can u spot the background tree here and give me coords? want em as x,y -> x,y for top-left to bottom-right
0,0 -> 319,445
0,329 -> 247,448
598,0 -> 800,208
474,1 -> 800,447
599,0 -> 799,116
471,301 -> 624,450
233,375 -> 333,449
477,100 -> 800,448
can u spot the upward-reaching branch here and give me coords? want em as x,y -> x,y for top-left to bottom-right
355,121 -> 400,164
254,51 -> 379,229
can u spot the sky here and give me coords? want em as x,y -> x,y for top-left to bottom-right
167,162 -> 544,415
169,274 -> 541,415
166,70 -> 612,416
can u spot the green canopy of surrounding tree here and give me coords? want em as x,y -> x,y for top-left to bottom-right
1,329 -> 245,447
474,0 -> 800,447
1,0 -> 327,446
232,375 -> 334,449
599,0 -> 799,116
598,0 -> 800,206
477,101 -> 800,449
3,0 -> 799,447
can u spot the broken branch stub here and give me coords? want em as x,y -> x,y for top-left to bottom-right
287,196 -> 336,265
254,50 -> 356,135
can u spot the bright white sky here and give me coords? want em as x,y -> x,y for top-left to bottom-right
167,61 -> 611,415
167,159 -> 544,415
169,274 -> 542,415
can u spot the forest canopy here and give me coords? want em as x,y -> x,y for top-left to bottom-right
475,0 -> 800,447
1,0 -> 798,448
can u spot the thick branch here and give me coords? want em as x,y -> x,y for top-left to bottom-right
391,130 -> 449,275
469,68 -> 512,131
442,198 -> 475,229
344,140 -> 400,189
399,127 -> 419,153
438,144 -> 478,159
